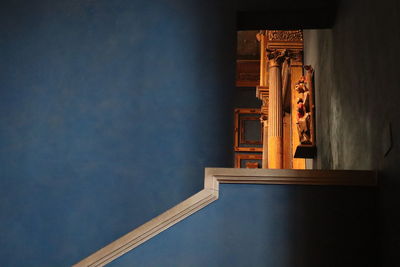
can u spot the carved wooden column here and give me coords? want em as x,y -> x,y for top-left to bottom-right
266,49 -> 286,169
256,31 -> 268,88
256,31 -> 269,168
265,30 -> 305,169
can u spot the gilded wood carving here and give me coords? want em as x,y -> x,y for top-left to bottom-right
267,30 -> 303,42
295,76 -> 311,144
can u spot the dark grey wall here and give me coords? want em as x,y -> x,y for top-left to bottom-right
303,0 -> 400,265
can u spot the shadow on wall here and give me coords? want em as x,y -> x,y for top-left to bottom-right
303,0 -> 400,264
107,184 -> 377,267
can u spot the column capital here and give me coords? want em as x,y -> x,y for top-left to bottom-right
288,49 -> 303,66
267,49 -> 287,67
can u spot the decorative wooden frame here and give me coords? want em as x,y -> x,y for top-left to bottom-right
239,117 -> 263,145
234,153 -> 262,168
73,168 -> 377,267
234,108 -> 263,152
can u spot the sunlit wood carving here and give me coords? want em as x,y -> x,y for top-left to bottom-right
267,30 -> 303,42
266,48 -> 286,169
255,30 -> 314,168
294,65 -> 316,158
295,76 -> 311,144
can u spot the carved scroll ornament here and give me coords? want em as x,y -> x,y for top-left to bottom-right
266,49 -> 287,66
268,30 -> 303,42
266,49 -> 286,60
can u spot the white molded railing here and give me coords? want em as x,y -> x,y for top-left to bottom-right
72,168 -> 377,267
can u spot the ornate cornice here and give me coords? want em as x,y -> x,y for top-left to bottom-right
267,30 -> 303,42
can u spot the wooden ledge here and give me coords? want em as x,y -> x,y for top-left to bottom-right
72,168 -> 377,267
206,168 -> 377,188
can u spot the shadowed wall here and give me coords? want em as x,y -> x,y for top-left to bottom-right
108,184 -> 377,267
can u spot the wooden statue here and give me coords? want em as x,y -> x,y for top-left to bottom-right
296,98 -> 311,144
295,76 -> 311,144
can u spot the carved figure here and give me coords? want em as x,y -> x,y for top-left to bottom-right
295,76 -> 308,96
295,77 -> 312,144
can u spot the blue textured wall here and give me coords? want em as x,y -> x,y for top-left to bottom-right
0,1 -> 236,266
108,184 -> 377,267
0,0 -> 380,267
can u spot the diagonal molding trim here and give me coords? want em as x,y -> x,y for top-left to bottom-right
72,168 -> 377,267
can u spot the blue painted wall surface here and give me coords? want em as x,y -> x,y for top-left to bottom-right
0,1 -> 236,266
109,184 -> 377,267
0,0 -> 380,266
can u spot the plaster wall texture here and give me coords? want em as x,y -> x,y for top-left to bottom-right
304,0 -> 400,265
0,0 -> 383,266
0,1 -> 236,266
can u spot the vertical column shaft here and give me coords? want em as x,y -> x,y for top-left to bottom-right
267,51 -> 285,169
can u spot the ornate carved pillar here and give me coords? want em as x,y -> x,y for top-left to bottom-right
266,49 -> 286,169
256,31 -> 269,168
256,31 -> 268,87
